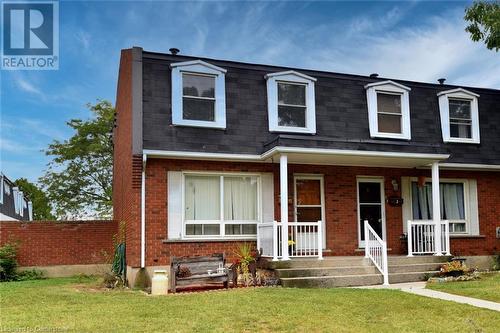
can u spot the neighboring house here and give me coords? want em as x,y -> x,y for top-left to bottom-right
0,173 -> 33,221
114,47 -> 500,287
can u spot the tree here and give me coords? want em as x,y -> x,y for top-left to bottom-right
14,178 -> 55,220
465,1 -> 500,51
40,100 -> 114,219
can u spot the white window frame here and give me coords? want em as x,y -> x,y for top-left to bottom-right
181,171 -> 262,240
265,70 -> 317,134
409,178 -> 470,234
437,88 -> 480,144
365,80 -> 411,140
12,187 -> 19,215
170,60 -> 227,129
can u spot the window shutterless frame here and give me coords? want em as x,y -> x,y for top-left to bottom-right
365,80 -> 411,140
181,171 -> 262,240
170,60 -> 227,129
265,70 -> 317,134
181,72 -> 217,121
437,88 -> 480,144
408,178 -> 470,234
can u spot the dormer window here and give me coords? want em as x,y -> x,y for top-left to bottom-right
182,73 -> 216,121
265,71 -> 316,134
438,88 -> 480,144
365,80 -> 411,140
171,60 -> 226,129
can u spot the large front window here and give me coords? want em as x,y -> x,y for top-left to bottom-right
411,182 -> 467,233
184,174 -> 259,238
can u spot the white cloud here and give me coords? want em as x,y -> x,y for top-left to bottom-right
14,76 -> 44,97
318,12 -> 499,87
75,30 -> 91,50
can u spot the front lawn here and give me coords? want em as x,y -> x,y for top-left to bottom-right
427,272 -> 500,303
1,277 -> 499,332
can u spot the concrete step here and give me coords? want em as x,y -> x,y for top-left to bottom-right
281,274 -> 383,288
388,271 -> 439,284
387,255 -> 451,265
276,265 -> 378,278
264,257 -> 370,269
388,263 -> 443,274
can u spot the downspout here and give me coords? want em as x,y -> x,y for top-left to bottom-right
141,154 -> 147,268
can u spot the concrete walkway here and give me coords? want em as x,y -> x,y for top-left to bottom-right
357,282 -> 500,312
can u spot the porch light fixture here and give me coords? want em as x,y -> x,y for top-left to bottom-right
391,178 -> 399,192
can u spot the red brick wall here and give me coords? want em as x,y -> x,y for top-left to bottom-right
113,49 -> 142,267
140,158 -> 499,267
144,159 -> 276,266
0,220 -> 118,266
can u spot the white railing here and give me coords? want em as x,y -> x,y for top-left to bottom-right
407,220 -> 450,256
364,220 -> 389,285
257,221 -> 323,260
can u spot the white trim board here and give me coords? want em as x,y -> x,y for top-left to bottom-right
438,163 -> 500,171
143,147 -> 451,169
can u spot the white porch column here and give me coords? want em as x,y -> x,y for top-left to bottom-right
280,154 -> 290,261
432,162 -> 443,256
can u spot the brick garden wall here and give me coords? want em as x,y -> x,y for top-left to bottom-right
0,220 -> 118,266
140,158 -> 500,268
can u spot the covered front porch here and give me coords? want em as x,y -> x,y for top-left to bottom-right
257,147 -> 453,284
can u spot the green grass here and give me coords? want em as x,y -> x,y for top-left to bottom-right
1,277 -> 499,333
427,272 -> 500,303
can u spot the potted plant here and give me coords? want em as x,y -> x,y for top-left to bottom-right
288,239 -> 295,255
439,260 -> 469,277
232,243 -> 257,287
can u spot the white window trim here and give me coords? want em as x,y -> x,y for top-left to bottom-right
437,88 -> 480,144
18,192 -> 24,217
408,178 -> 470,234
365,80 -> 411,140
12,187 -> 19,215
265,70 -> 317,134
170,60 -> 227,129
181,171 -> 262,240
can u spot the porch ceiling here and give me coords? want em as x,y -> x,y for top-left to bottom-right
262,147 -> 450,168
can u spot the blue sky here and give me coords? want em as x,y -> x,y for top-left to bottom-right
1,0 -> 499,183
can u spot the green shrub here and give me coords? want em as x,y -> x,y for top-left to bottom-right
493,253 -> 500,270
0,242 -> 19,281
17,269 -> 45,281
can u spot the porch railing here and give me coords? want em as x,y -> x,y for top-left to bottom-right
257,221 -> 323,260
407,220 -> 450,256
364,220 -> 389,285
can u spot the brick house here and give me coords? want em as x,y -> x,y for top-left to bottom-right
114,47 -> 500,287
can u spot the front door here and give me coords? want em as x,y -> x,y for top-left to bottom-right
357,178 -> 386,248
294,175 -> 326,248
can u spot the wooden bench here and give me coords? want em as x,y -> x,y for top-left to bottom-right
170,253 -> 229,293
